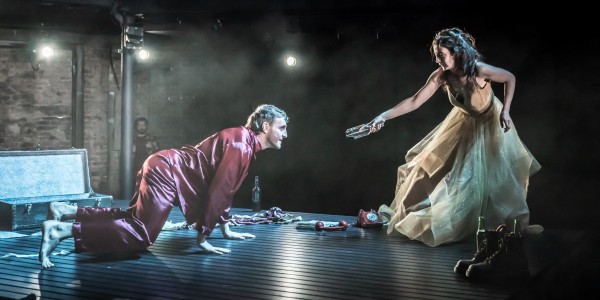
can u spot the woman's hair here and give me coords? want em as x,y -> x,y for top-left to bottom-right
430,27 -> 483,92
245,104 -> 289,134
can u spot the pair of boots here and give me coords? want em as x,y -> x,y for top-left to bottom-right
454,224 -> 529,280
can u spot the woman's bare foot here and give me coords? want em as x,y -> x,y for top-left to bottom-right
523,224 -> 544,235
47,202 -> 77,221
39,220 -> 73,269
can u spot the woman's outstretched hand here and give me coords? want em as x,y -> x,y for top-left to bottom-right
368,116 -> 386,133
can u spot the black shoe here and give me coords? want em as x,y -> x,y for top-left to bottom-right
466,232 -> 529,280
454,225 -> 508,275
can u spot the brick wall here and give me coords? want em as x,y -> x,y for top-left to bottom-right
0,38 -> 140,197
83,44 -> 112,193
0,48 -> 72,150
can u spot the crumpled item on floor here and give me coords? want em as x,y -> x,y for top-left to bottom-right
229,207 -> 302,225
1,249 -> 71,259
158,207 -> 303,230
162,220 -> 194,231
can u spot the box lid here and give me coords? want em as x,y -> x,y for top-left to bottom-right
0,148 -> 93,202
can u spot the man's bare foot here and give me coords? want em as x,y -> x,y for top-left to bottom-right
47,202 -> 77,221
39,220 -> 73,269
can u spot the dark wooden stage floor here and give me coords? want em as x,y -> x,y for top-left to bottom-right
0,200 -> 594,300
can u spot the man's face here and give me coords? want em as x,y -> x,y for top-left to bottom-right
136,121 -> 148,134
262,117 -> 288,149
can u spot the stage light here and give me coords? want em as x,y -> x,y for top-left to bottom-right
29,42 -> 57,71
286,56 -> 297,66
40,46 -> 54,58
32,43 -> 55,59
137,49 -> 150,60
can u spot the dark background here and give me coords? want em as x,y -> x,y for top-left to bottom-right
1,0 -> 598,231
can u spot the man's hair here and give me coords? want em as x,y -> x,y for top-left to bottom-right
245,104 -> 289,134
135,117 -> 148,125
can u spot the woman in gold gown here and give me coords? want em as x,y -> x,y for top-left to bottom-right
365,27 -> 540,246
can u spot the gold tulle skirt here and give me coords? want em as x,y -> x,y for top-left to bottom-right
381,97 -> 540,246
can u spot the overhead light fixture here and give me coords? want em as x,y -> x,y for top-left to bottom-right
124,25 -> 144,49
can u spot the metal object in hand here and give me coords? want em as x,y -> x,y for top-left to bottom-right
345,123 -> 371,139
